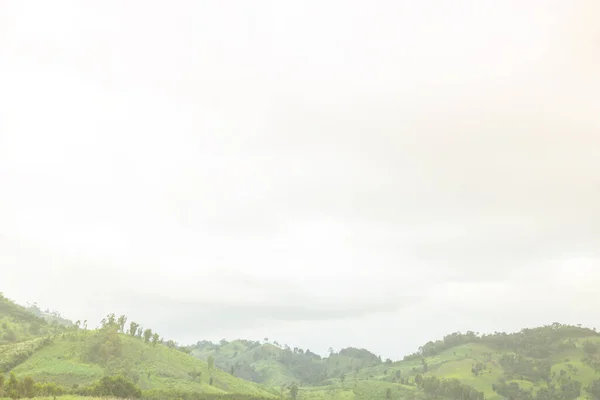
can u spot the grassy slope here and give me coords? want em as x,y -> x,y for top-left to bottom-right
342,337 -> 600,400
9,332 -> 276,398
193,328 -> 600,400
0,295 -> 275,398
192,342 -> 381,388
0,294 -> 58,345
4,292 -> 599,400
193,342 -> 300,386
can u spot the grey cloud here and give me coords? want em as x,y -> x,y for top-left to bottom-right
2,0 -> 600,357
111,289 -> 420,343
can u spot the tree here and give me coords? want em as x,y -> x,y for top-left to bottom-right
83,325 -> 122,366
207,355 -> 215,370
415,374 -> 423,387
6,373 -> 18,399
88,375 -> 141,398
136,326 -> 143,338
587,380 -> 600,400
143,328 -> 152,343
188,370 -> 202,382
289,382 -> 299,400
340,374 -> 346,387
128,321 -> 139,337
151,333 -> 160,346
21,376 -> 35,399
585,341 -> 599,355
386,388 -> 392,399
117,315 -> 128,333
101,313 -> 117,328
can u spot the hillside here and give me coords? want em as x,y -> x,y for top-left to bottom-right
0,293 -> 64,345
4,291 -> 600,400
6,328 -> 276,399
0,295 -> 276,400
25,303 -> 74,328
190,324 -> 600,400
189,340 -> 383,388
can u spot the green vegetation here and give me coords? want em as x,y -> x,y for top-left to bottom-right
190,323 -> 600,400
6,327 -> 276,398
4,291 -> 600,400
0,294 -> 66,345
189,341 -> 381,387
0,294 -> 275,400
24,304 -> 73,329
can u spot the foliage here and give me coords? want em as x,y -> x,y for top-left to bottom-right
0,372 -> 67,399
9,329 -> 276,398
417,376 -> 484,400
403,323 -> 597,361
0,338 -> 53,372
6,293 -> 600,400
0,295 -> 60,345
82,326 -> 122,366
80,374 -> 142,398
141,389 -> 277,400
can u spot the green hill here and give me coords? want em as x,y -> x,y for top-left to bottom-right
24,303 -> 74,328
0,293 -> 65,345
6,328 -> 276,399
0,295 -> 276,400
190,324 -> 600,400
189,340 -> 381,387
5,290 -> 600,400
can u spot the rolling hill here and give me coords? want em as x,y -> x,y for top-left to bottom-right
8,329 -> 276,398
0,293 -> 67,346
189,324 -> 600,400
4,291 -> 600,400
189,340 -> 381,387
0,294 -> 276,400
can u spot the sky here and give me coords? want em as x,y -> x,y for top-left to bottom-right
1,0 -> 599,359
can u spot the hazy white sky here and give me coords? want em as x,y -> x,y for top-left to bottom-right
1,0 -> 599,358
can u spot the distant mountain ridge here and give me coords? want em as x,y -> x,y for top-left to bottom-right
24,302 -> 74,328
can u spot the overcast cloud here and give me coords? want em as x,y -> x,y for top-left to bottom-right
1,0 -> 600,359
